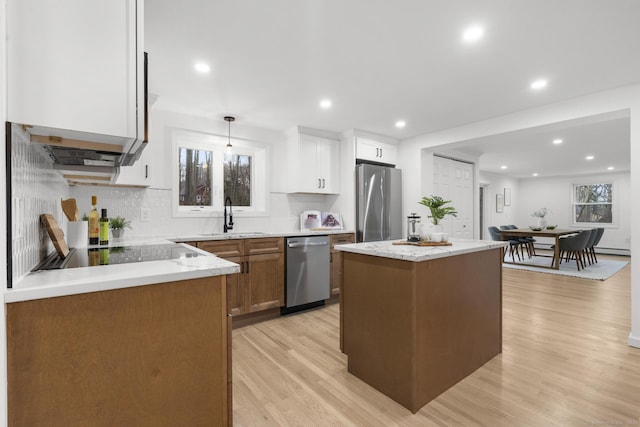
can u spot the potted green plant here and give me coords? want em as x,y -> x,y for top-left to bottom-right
109,216 -> 131,239
418,195 -> 458,241
419,195 -> 458,225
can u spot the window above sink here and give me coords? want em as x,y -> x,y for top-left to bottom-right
171,128 -> 267,217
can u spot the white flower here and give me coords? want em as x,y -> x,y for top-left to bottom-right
532,208 -> 550,218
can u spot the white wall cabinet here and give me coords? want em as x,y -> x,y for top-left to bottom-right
287,130 -> 340,194
356,137 -> 398,165
7,0 -> 144,142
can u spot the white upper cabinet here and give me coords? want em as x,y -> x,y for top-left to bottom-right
356,137 -> 398,165
287,129 -> 340,194
7,0 -> 144,142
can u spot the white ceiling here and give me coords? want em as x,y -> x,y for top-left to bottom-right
145,0 -> 640,177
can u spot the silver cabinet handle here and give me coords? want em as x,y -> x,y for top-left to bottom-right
318,178 -> 322,188
288,241 -> 329,248
376,148 -> 380,157
322,178 -> 325,188
379,148 -> 382,158
145,164 -> 149,179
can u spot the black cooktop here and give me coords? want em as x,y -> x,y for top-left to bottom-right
33,243 -> 202,271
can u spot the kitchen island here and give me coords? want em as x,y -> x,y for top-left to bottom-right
5,240 -> 239,427
335,239 -> 507,413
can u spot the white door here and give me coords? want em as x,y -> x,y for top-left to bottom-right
433,156 -> 474,239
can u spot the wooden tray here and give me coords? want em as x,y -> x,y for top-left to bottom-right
41,214 -> 70,258
392,240 -> 452,247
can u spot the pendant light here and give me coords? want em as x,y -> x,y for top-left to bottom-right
224,116 -> 235,153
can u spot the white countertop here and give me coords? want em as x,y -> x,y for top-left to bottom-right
6,240 -> 240,303
7,230 -> 355,303
171,229 -> 354,242
334,238 -> 508,262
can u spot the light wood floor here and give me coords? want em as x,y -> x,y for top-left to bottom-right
232,256 -> 640,426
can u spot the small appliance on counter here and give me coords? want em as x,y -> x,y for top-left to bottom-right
407,213 -> 421,242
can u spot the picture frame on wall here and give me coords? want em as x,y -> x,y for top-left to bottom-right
504,188 -> 511,206
496,193 -> 504,213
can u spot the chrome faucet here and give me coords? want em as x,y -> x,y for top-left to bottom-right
224,197 -> 234,233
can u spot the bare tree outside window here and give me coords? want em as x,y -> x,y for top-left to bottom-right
224,153 -> 252,206
179,147 -> 213,206
573,183 -> 612,223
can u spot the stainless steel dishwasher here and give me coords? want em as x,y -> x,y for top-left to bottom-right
282,235 -> 330,314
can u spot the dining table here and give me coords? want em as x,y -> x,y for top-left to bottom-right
498,228 -> 579,269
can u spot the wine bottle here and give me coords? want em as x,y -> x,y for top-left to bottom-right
99,209 -> 109,245
88,196 -> 99,245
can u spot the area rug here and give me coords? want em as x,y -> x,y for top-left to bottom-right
502,256 -> 628,280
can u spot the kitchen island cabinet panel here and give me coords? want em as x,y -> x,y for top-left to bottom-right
6,276 -> 230,426
342,247 -> 502,413
225,255 -> 246,316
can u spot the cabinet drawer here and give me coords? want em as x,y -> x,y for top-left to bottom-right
245,237 -> 283,255
197,240 -> 244,258
330,233 -> 355,250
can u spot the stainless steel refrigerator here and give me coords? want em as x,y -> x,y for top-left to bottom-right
356,163 -> 403,242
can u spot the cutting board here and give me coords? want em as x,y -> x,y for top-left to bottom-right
40,214 -> 70,258
392,240 -> 452,247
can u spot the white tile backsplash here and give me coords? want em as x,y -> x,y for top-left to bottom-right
70,186 -> 339,238
10,125 -> 69,282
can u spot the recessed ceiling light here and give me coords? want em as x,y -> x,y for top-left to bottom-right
533,173 -> 539,177
462,25 -> 484,43
395,120 -> 406,128
607,166 -> 615,170
530,79 -> 548,90
500,165 -> 507,170
319,99 -> 332,109
586,155 -> 595,160
553,139 -> 563,144
194,62 -> 211,73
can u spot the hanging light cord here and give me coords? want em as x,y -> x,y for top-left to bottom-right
224,116 -> 235,151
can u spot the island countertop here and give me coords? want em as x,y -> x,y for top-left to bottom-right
334,238 -> 507,262
6,240 -> 240,303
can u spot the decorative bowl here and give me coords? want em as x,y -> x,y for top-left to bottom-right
546,225 -> 557,230
430,232 -> 444,243
529,226 -> 543,231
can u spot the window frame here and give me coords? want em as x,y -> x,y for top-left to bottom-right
172,129 -> 268,218
571,181 -> 617,228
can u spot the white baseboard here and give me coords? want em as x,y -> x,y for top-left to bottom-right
533,243 -> 630,257
628,333 -> 640,349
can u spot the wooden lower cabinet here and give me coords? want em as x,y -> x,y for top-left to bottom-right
6,277 -> 231,427
330,233 -> 355,296
197,237 -> 284,317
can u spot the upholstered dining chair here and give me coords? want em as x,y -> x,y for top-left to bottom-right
589,228 -> 605,264
583,228 -> 599,265
557,230 -> 592,271
488,226 -> 522,261
499,225 -> 531,258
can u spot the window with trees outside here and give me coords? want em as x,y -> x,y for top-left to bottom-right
172,129 -> 267,217
572,183 -> 613,225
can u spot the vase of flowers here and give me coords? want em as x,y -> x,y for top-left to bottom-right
532,208 -> 550,229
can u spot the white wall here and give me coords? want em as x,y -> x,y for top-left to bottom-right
398,84 -> 640,348
479,173 -> 520,232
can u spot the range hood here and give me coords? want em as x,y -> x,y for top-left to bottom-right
22,123 -> 146,184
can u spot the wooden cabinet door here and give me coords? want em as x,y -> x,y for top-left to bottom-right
330,234 -> 355,295
225,256 -> 246,316
246,252 -> 284,312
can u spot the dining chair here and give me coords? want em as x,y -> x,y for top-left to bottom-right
583,229 -> 599,265
557,230 -> 592,271
499,225 -> 530,258
507,224 -> 536,257
488,226 -> 521,261
589,228 -> 605,264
